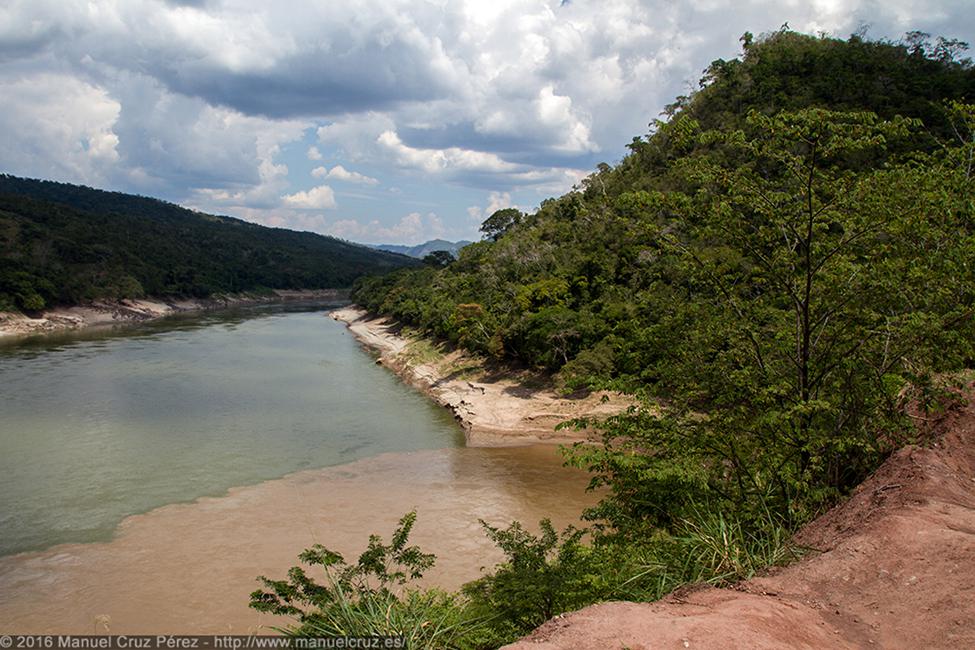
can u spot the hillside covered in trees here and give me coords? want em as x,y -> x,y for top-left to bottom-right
355,29 -> 973,376
335,29 -> 975,646
356,28 -> 975,508
0,176 -> 416,311
374,239 -> 473,259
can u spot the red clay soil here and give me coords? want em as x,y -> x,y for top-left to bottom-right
504,393 -> 975,649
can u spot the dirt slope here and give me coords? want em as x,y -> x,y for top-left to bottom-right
505,393 -> 975,649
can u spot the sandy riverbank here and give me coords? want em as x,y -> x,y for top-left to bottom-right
0,289 -> 346,339
330,306 -> 630,446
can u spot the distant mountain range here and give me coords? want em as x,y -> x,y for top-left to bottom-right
0,174 -> 416,311
373,239 -> 473,258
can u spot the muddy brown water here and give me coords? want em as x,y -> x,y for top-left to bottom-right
0,445 -> 596,633
0,305 -> 597,633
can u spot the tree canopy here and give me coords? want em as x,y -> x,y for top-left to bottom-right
0,175 -> 417,311
352,29 -> 975,532
479,208 -> 524,241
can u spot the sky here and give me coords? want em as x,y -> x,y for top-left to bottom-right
1,1 -> 972,245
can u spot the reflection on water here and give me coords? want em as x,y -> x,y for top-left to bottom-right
0,302 -> 336,352
0,446 -> 598,634
0,303 -> 464,556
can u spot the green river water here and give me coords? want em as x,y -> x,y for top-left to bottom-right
0,303 -> 465,557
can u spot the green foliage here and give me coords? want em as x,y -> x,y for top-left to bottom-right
0,175 -> 416,310
353,31 -> 974,378
352,30 -> 975,536
254,508 -> 799,649
479,208 -> 523,241
422,250 -> 456,268
250,512 -> 483,648
570,105 -> 974,532
337,29 -> 975,643
459,509 -> 799,647
0,270 -> 52,311
674,509 -> 798,581
461,520 -> 594,642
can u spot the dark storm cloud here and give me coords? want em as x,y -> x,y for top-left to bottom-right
151,44 -> 453,119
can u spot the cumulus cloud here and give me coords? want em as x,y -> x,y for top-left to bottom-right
282,185 -> 337,210
378,130 -> 516,175
0,73 -> 120,185
311,165 -> 379,185
23,0 -> 459,118
1,0 -> 973,235
375,129 -> 587,190
327,211 -> 446,245
472,84 -> 596,155
223,206 -> 329,233
467,191 -> 516,223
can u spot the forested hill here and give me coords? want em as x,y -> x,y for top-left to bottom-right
353,29 -> 975,381
374,239 -> 473,259
352,28 -> 974,535
0,175 -> 416,311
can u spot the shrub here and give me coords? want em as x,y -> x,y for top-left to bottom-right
250,512 -> 484,649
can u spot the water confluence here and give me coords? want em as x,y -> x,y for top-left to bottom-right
0,303 -> 597,633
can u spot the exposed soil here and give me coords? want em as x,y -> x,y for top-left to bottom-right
0,289 -> 345,338
330,307 -> 632,446
503,389 -> 975,649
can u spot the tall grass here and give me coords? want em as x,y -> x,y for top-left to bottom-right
292,581 -> 485,649
676,509 -> 798,582
605,507 -> 801,603
254,509 -> 801,649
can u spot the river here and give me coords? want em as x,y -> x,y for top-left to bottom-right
0,303 -> 597,633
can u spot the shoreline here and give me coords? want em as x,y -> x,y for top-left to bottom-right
0,308 -> 602,634
0,289 -> 348,339
0,445 -> 599,634
330,306 -> 630,446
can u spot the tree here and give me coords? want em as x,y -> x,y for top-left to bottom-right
480,208 -> 523,241
571,108 -> 975,532
421,250 -> 455,268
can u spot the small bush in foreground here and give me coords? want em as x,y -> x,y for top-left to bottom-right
249,511 -> 484,648
251,508 -> 800,649
461,509 -> 799,646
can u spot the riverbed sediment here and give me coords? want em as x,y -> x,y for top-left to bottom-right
330,306 -> 630,446
0,289 -> 346,338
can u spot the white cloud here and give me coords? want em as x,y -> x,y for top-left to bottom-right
327,211 -> 446,245
311,165 -> 379,185
534,85 -> 595,153
63,69 -> 312,206
474,84 -> 597,154
467,191 -> 515,222
282,185 -> 337,209
374,128 -> 586,192
377,130 -> 516,175
0,73 -> 120,185
1,0 -> 973,232
224,206 -> 329,233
